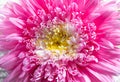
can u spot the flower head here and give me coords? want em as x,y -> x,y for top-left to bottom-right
0,0 -> 120,82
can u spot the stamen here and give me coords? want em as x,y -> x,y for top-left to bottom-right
35,24 -> 78,59
44,26 -> 69,51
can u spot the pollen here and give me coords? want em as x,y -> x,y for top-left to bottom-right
35,24 -> 78,59
44,26 -> 70,51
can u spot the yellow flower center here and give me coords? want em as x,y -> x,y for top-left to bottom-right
44,26 -> 69,51
35,24 -> 77,59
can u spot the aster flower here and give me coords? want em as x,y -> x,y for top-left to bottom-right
0,0 -> 120,82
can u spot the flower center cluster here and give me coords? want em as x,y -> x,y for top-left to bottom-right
35,24 -> 78,60
43,25 -> 69,51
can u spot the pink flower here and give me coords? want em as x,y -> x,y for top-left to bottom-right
0,0 -> 120,82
